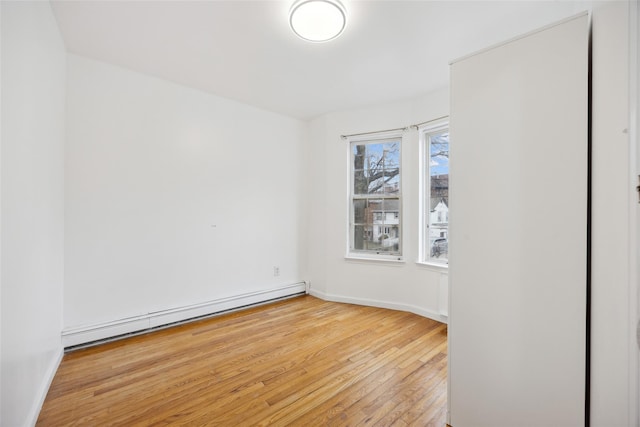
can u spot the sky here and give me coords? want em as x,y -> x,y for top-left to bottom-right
430,132 -> 449,176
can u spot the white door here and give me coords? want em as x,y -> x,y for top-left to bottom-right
448,13 -> 589,426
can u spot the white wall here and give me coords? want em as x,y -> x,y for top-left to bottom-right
64,55 -> 308,331
307,88 -> 449,320
0,2 -> 66,426
590,2 -> 635,425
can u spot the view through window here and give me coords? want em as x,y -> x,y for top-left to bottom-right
349,136 -> 402,257
423,125 -> 449,264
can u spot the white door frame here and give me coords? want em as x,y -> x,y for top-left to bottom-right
630,0 -> 640,425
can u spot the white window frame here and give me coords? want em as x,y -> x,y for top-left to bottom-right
419,120 -> 449,267
347,132 -> 403,261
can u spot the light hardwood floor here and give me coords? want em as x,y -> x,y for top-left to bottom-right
38,295 -> 448,426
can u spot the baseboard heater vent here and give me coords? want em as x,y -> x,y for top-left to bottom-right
63,282 -> 307,351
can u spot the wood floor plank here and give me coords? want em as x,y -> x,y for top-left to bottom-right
292,324 -> 447,426
37,295 -> 448,426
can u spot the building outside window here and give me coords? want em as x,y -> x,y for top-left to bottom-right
349,135 -> 402,258
421,123 -> 449,264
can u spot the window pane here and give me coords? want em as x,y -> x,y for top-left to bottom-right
383,172 -> 400,195
353,199 -> 379,251
367,199 -> 383,232
353,170 -> 369,195
350,137 -> 402,257
352,195 -> 401,253
429,233 -> 448,259
353,141 -> 401,196
382,199 -> 400,217
368,173 -> 385,194
353,144 -> 368,195
353,199 -> 367,223
353,225 -> 367,250
427,130 -> 449,263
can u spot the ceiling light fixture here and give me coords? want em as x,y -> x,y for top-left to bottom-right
289,0 -> 347,43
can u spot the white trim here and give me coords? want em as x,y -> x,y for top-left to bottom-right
27,347 -> 63,427
344,255 -> 405,264
415,261 -> 448,272
450,11 -> 589,65
308,288 -> 448,324
62,282 -> 307,347
417,118 -> 449,133
629,0 -> 640,424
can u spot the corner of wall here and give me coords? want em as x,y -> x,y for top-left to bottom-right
1,1 -> 66,425
26,348 -> 64,427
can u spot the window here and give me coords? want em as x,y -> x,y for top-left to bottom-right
349,136 -> 402,258
421,123 -> 449,264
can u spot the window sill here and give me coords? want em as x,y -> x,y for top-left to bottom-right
415,261 -> 448,272
345,255 -> 405,265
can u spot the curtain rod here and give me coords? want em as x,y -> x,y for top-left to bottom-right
340,126 -> 408,139
410,115 -> 449,130
340,115 -> 448,139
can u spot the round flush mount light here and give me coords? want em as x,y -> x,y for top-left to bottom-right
289,0 -> 347,43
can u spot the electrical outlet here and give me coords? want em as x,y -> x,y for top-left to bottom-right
273,266 -> 280,277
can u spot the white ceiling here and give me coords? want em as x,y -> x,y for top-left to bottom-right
50,0 -> 585,120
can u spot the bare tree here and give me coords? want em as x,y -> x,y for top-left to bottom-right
353,143 -> 400,195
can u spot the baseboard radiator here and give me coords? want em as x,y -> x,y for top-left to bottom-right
62,282 -> 307,350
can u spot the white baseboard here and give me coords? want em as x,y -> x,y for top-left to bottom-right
308,288 -> 448,324
62,282 -> 307,348
27,346 -> 64,427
